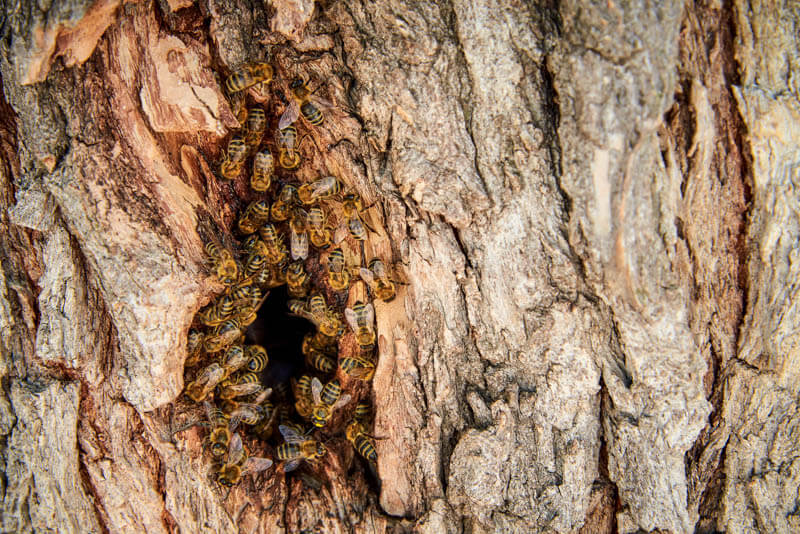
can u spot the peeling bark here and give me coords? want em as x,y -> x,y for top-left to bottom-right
0,1 -> 798,533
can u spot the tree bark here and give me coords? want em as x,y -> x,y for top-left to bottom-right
0,0 -> 798,533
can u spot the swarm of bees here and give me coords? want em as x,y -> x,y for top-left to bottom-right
179,60 -> 403,489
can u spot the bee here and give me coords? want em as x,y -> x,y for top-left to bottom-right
227,398 -> 268,426
244,108 -> 266,151
306,349 -> 336,374
218,372 -> 268,400
220,344 -> 248,377
244,345 -> 268,372
306,206 -> 333,249
231,284 -> 266,325
279,78 -> 332,129
186,329 -> 205,367
220,135 -> 247,179
185,362 -> 226,402
310,377 -> 351,428
204,401 -> 235,458
307,294 -> 344,338
292,375 -> 314,420
360,258 -> 398,302
216,432 -> 274,487
204,242 -> 239,286
196,295 -> 235,327
276,424 -> 327,472
339,356 -> 376,381
286,260 -> 311,298
271,184 -> 298,222
346,420 -> 378,464
251,149 -> 274,192
289,208 -> 309,261
237,200 -> 271,235
243,252 -> 266,279
342,193 -> 373,242
204,319 -> 244,352
326,248 -> 351,290
229,91 -> 248,128
253,261 -> 287,288
297,176 -> 341,205
302,331 -> 338,358
225,62 -> 274,94
277,126 -> 301,170
258,224 -> 288,265
353,402 -> 371,424
345,301 -> 376,353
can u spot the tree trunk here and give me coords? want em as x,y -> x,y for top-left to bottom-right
0,0 -> 797,532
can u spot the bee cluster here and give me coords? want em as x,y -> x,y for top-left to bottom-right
182,62 -> 398,488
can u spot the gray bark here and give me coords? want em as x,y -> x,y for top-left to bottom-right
0,0 -> 797,533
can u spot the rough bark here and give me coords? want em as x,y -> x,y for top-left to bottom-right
0,0 -> 797,533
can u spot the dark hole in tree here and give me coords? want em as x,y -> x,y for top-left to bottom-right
246,284 -> 314,394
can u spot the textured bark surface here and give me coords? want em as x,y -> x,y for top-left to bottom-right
0,0 -> 797,533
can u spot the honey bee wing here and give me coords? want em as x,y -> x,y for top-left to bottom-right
310,95 -> 336,110
364,303 -> 375,326
228,414 -> 243,432
371,260 -> 388,279
310,377 -> 323,405
332,393 -> 352,410
358,267 -> 375,285
346,365 -> 375,379
228,433 -> 245,465
278,424 -> 305,444
253,388 -> 272,404
290,228 -> 309,260
242,457 -> 273,475
283,459 -> 302,473
204,401 -> 217,423
278,101 -> 300,130
224,382 -> 263,397
344,307 -> 359,332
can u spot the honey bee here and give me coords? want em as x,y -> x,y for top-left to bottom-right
204,401 -> 235,458
306,294 -> 344,339
204,242 -> 239,286
225,62 -> 274,94
271,184 -> 298,222
289,208 -> 309,260
342,193 -> 373,242
297,176 -> 341,205
231,284 -> 266,325
279,78 -> 332,129
306,349 -> 336,374
276,424 -> 327,472
196,295 -> 235,327
229,91 -> 247,128
243,252 -> 266,279
286,260 -> 311,298
237,200 -> 271,235
258,224 -> 288,264
353,402 -> 371,424
359,258 -> 398,302
216,432 -> 274,487
253,261 -> 287,288
302,331 -> 338,358
345,301 -> 376,353
186,329 -> 205,367
244,108 -> 266,151
339,356 -> 376,381
204,319 -> 244,353
220,344 -> 248,377
277,126 -> 301,170
218,372 -> 268,400
244,345 -> 268,372
251,149 -> 274,192
310,377 -> 351,428
326,248 -> 351,291
292,375 -> 314,420
185,362 -> 226,402
346,420 -> 378,464
220,135 -> 247,179
306,206 -> 333,249
227,398 -> 268,426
